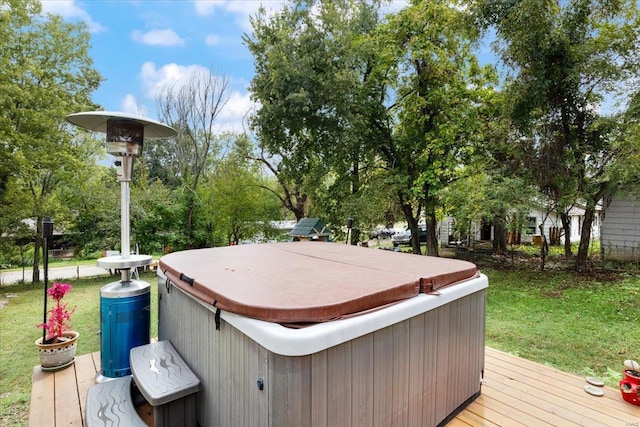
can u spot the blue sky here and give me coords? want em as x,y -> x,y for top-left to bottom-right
40,0 -> 295,133
40,1 -> 495,133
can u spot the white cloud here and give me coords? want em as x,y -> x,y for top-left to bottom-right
216,90 -> 256,133
120,94 -> 149,116
131,28 -> 185,46
138,61 -> 255,133
193,0 -> 286,31
139,62 -> 208,99
39,0 -> 106,33
205,34 -> 220,46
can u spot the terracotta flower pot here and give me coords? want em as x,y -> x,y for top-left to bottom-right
35,331 -> 79,371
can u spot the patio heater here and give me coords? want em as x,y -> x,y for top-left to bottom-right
66,111 -> 176,381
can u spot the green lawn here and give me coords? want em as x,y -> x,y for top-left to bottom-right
0,271 -> 158,426
1,265 -> 638,426
484,268 -> 639,386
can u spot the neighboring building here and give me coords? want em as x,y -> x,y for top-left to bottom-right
289,218 -> 331,242
438,204 -> 601,248
523,205 -> 600,245
600,194 -> 640,261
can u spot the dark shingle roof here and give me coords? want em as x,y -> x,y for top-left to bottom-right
289,218 -> 330,237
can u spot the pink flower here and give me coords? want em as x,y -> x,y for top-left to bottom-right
47,283 -> 71,301
38,282 -> 76,342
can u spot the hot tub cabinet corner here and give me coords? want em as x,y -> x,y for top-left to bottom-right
157,273 -> 487,427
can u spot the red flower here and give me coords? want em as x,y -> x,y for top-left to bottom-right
47,282 -> 71,301
38,283 -> 76,342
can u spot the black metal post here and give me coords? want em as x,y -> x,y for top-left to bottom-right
42,216 -> 53,343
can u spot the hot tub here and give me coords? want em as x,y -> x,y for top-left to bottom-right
157,242 -> 487,427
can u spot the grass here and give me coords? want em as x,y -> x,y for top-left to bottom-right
485,268 -> 640,387
0,271 -> 158,426
1,262 -> 639,425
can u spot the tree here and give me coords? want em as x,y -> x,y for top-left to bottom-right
472,0 -> 640,271
0,0 -> 102,281
200,134 -> 284,246
376,0 -> 495,255
155,68 -> 230,248
245,0 -> 388,238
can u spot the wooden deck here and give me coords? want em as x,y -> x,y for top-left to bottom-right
29,346 -> 640,426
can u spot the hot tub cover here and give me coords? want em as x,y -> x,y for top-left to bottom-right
159,242 -> 478,324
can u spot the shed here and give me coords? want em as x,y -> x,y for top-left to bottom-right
288,218 -> 330,241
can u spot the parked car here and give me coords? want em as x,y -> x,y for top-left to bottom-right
392,227 -> 427,247
369,227 -> 397,239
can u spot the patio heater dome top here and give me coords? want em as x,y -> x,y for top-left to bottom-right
65,111 -> 177,139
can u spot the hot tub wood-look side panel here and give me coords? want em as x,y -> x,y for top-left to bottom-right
266,292 -> 485,427
159,279 -> 485,427
159,282 -> 270,427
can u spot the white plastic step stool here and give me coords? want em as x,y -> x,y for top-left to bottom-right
130,340 -> 200,427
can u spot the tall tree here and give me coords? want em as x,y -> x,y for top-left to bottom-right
472,0 -> 640,271
377,0 -> 495,255
245,0 -> 388,237
156,68 -> 230,248
0,0 -> 102,281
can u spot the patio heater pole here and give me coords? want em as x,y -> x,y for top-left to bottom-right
118,156 -> 133,283
42,216 -> 53,343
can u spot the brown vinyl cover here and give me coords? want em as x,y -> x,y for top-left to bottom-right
159,242 -> 478,324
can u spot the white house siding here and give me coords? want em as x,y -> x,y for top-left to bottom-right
528,206 -> 600,245
439,206 -> 600,248
601,196 -> 640,260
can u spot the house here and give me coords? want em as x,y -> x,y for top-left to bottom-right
438,204 -> 601,247
600,194 -> 640,260
289,218 -> 331,242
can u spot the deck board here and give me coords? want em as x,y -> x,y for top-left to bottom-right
28,347 -> 640,426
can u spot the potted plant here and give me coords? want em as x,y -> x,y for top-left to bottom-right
35,282 -> 79,371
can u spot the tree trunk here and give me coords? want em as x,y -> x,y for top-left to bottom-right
538,223 -> 548,271
401,203 -> 422,255
349,160 -> 360,246
492,216 -> 508,255
186,191 -> 196,248
560,212 -> 572,257
425,209 -> 439,256
576,207 -> 595,272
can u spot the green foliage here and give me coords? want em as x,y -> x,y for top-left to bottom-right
199,134 -> 284,245
67,166 -> 120,255
155,68 -> 230,247
245,0 -> 389,228
470,0 -> 640,268
0,0 -> 102,280
375,0 -> 498,254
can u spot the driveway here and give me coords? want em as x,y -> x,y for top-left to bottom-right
0,265 -> 112,286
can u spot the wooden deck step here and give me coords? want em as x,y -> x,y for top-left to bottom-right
28,347 -> 640,426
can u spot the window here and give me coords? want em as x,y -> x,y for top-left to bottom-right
526,217 -> 537,235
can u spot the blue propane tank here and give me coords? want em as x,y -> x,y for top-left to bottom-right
99,280 -> 150,378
